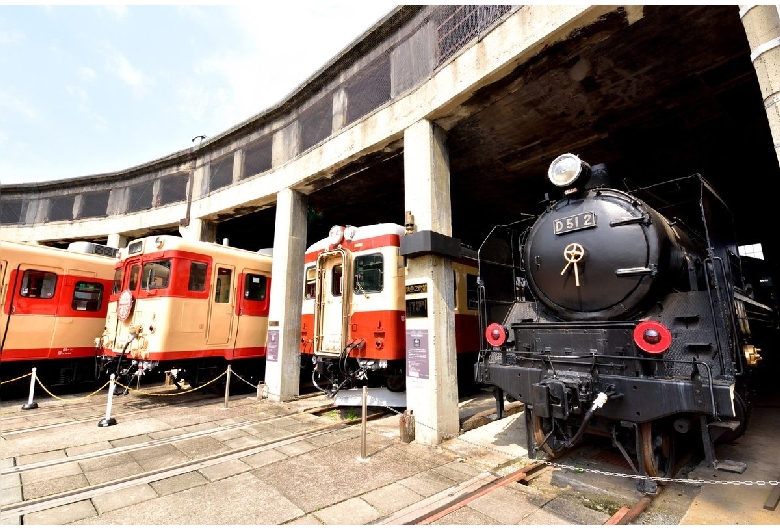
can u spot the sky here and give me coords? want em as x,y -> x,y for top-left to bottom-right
0,3 -> 397,185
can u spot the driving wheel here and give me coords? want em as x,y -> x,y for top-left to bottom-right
639,421 -> 675,477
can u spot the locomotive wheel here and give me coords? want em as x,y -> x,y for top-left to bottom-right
532,413 -> 568,458
639,421 -> 675,477
385,373 -> 406,392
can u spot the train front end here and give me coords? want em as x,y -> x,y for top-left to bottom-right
475,154 -> 757,480
303,224 -> 407,397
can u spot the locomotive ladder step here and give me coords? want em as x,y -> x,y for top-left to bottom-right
708,420 -> 741,431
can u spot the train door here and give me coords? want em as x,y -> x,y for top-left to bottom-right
207,265 -> 235,346
1,265 -> 63,359
233,269 -> 270,358
109,258 -> 140,350
314,250 -> 351,356
50,269 -> 102,358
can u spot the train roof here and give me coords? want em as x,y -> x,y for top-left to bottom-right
0,239 -> 118,267
306,223 -> 406,253
119,235 -> 273,265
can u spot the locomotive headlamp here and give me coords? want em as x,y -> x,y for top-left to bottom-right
328,225 -> 344,246
548,153 -> 590,188
485,323 -> 508,347
344,225 -> 358,241
633,321 -> 672,355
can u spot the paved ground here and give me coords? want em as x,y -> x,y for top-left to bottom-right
1,382 -> 779,525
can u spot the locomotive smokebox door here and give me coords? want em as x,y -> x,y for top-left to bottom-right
405,279 -> 431,381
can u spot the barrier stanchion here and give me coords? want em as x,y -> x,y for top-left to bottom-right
224,364 -> 231,409
21,367 -> 38,410
359,385 -> 369,461
98,374 -> 118,427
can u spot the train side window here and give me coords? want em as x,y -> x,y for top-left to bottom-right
215,267 -> 232,303
332,265 -> 343,297
244,274 -> 267,301
72,281 -> 104,311
141,260 -> 171,290
304,267 -> 316,299
20,270 -> 57,299
354,254 -> 383,293
128,264 -> 140,291
466,273 -> 478,310
188,261 -> 207,292
112,268 -> 123,294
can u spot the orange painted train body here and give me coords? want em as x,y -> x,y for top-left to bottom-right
301,223 -> 480,395
98,236 -> 272,387
0,240 -> 116,385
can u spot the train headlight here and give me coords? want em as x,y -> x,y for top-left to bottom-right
633,321 -> 672,355
328,225 -> 344,246
548,153 -> 590,188
485,323 -> 507,347
344,225 -> 358,241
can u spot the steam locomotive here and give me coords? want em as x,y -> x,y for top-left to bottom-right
475,153 -> 777,487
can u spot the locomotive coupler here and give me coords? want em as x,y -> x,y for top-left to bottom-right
532,370 -> 596,419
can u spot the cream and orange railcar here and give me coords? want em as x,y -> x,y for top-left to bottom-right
0,240 -> 117,386
99,236 -> 272,387
300,224 -> 480,397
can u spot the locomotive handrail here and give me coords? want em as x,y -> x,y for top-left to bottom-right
703,255 -> 742,377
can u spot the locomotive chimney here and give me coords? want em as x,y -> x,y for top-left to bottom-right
586,163 -> 612,189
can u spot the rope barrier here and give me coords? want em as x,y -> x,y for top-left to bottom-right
113,369 -> 228,396
34,377 -> 111,402
0,372 -> 33,385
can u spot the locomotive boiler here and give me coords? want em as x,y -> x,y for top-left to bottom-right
475,153 -> 776,485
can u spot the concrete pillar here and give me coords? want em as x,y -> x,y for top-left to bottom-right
403,119 -> 458,445
332,87 -> 348,133
265,188 -> 307,402
233,150 -> 245,183
741,5 -> 780,168
272,122 -> 301,167
178,218 -> 217,243
106,233 -> 129,249
73,195 -> 84,220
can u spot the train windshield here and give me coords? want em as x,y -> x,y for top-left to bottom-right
141,260 -> 172,290
112,268 -> 123,294
304,266 -> 316,299
354,254 -> 383,293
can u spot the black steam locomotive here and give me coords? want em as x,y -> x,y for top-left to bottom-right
475,153 -> 777,486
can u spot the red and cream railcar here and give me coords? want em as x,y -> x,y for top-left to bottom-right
300,224 -> 480,397
99,236 -> 272,387
0,240 -> 116,386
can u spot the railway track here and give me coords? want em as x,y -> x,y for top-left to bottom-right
378,442 -> 686,525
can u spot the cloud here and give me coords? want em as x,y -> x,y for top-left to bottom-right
0,90 -> 39,120
65,85 -> 89,103
0,28 -> 25,45
101,47 -> 152,95
78,66 -> 97,82
99,5 -> 128,20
